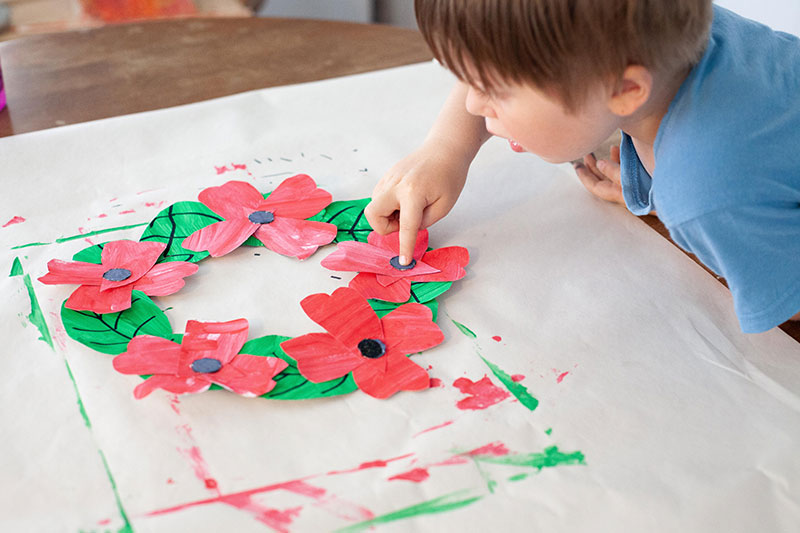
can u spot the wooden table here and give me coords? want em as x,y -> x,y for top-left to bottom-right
1,17 -> 796,342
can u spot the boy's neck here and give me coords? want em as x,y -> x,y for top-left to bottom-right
620,66 -> 691,176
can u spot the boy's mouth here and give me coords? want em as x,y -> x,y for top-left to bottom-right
509,139 -> 525,153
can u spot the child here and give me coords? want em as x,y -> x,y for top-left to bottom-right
365,0 -> 800,334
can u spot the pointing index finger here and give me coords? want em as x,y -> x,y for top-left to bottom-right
398,198 -> 424,266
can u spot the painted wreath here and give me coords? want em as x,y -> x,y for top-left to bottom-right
39,175 -> 469,400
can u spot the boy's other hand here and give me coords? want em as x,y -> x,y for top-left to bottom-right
574,146 -> 625,206
365,140 -> 470,265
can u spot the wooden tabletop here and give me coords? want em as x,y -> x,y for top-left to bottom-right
1,17 -> 796,342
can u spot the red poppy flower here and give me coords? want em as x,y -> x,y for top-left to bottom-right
113,319 -> 288,399
320,230 -> 469,302
182,175 -> 338,260
38,240 -> 198,314
280,287 -> 444,399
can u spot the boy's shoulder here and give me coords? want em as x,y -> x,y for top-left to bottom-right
652,6 -> 800,226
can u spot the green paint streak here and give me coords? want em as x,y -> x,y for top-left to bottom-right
55,223 -> 149,243
63,358 -> 92,429
9,257 -> 23,276
471,457 -> 497,494
11,241 -> 50,250
97,449 -> 133,533
450,319 -> 477,339
336,491 -> 482,533
545,428 -> 553,435
508,473 -> 529,482
22,273 -> 54,350
480,356 -> 539,411
475,446 -> 585,470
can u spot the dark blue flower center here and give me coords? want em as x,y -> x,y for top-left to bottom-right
390,256 -> 416,271
248,210 -> 275,224
358,338 -> 386,359
191,357 -> 223,373
102,268 -> 132,282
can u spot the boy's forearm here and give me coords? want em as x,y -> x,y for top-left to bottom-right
425,82 -> 491,162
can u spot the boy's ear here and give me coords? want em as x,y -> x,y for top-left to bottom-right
607,65 -> 653,117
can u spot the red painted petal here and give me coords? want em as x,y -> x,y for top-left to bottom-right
407,246 -> 469,283
367,230 -> 429,261
99,240 -> 165,291
181,319 -> 250,367
113,336 -> 182,374
322,241 -> 439,278
133,262 -> 199,296
199,180 -> 265,219
254,217 -> 337,260
353,354 -> 430,399
261,174 -> 332,219
182,217 -> 257,257
133,375 -> 211,399
38,259 -> 106,285
65,284 -> 134,313
211,354 -> 289,396
348,273 -> 411,303
381,303 -> 444,356
299,287 -> 383,348
280,333 -> 363,382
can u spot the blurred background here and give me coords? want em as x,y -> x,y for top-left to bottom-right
0,0 -> 797,42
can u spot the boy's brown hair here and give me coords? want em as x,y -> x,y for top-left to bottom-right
415,0 -> 713,110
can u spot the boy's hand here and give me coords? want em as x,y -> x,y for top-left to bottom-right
365,140 -> 471,265
574,146 -> 625,206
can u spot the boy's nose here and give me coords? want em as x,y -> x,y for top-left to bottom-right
465,87 -> 495,118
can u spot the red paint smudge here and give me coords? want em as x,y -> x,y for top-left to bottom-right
119,209 -> 136,215
453,376 -> 510,410
169,395 -> 181,415
511,374 -> 525,382
326,453 -> 414,476
180,446 -> 220,495
491,335 -> 502,342
49,312 -> 69,350
218,493 -> 301,533
97,213 -> 108,218
557,371 -> 569,383
313,495 -> 375,522
413,420 -> 454,438
465,442 -> 510,457
167,478 -> 175,484
232,163 -> 247,171
83,238 -> 95,246
2,216 -> 25,227
109,197 -> 118,202
429,377 -> 444,388
205,478 -> 218,489
97,518 -> 111,525
145,202 -> 157,207
389,467 -> 430,483
215,165 -> 231,174
433,456 -> 470,467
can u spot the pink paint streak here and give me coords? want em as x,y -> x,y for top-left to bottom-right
429,377 -> 444,388
465,442 -> 510,457
453,376 -> 510,410
326,453 -> 414,476
413,420 -> 454,438
97,213 -> 108,218
557,371 -> 569,383
2,216 -> 25,228
511,374 -> 525,383
167,478 -> 175,485
217,494 -> 301,533
97,518 -> 111,526
388,468 -> 430,483
119,209 -> 136,215
491,335 -> 502,342
169,395 -> 181,415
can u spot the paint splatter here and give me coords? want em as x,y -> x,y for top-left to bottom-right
119,209 -> 136,215
336,490 -> 482,533
55,222 -> 148,243
2,216 -> 25,227
556,371 -> 569,384
491,335 -> 502,342
511,374 -> 525,382
429,377 -> 444,388
474,446 -> 586,471
413,420 -> 453,438
453,376 -> 509,410
388,468 -> 430,483
327,453 -> 413,476
450,319 -> 477,338
11,259 -> 54,349
545,428 -> 553,435
480,356 -> 539,412
465,442 -> 510,457
9,257 -> 23,276
216,163 -> 253,177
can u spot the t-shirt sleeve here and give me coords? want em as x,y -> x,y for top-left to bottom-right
669,203 -> 800,333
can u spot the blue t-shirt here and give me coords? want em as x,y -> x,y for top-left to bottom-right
620,5 -> 800,333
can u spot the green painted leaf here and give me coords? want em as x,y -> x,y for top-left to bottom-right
61,291 -> 173,354
323,198 -> 372,243
369,299 -> 439,322
233,335 -> 359,399
72,243 -> 106,264
139,201 -> 222,263
408,281 -> 452,303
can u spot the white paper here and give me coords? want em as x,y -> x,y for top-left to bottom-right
1,62 -> 798,532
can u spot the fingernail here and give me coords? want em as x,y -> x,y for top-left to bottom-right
572,161 -> 584,170
590,152 -> 596,159
597,160 -> 607,171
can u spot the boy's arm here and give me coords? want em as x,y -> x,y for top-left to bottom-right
365,82 -> 491,265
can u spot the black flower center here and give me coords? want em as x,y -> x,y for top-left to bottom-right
389,256 -> 416,271
191,357 -> 223,373
248,210 -> 275,224
358,338 -> 386,359
102,268 -> 132,282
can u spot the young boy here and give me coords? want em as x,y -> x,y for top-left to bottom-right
365,0 -> 800,334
